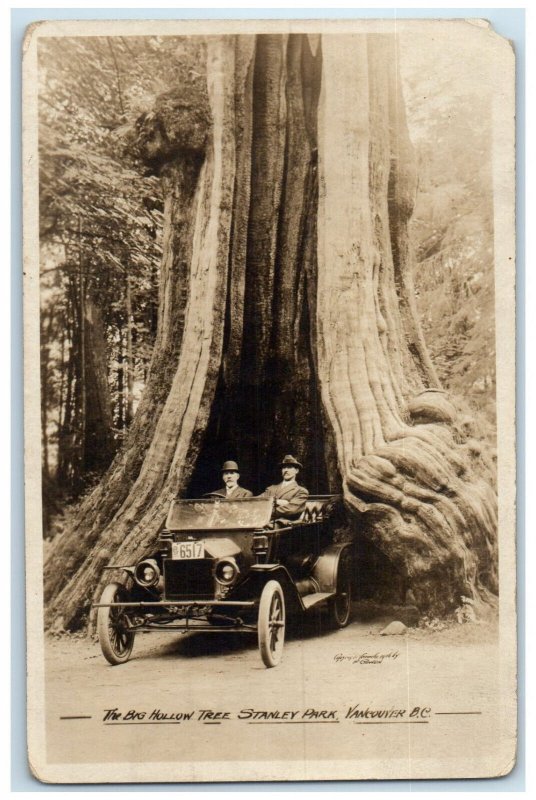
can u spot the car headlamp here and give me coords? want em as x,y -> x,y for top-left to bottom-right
215,558 -> 239,586
134,558 -> 160,588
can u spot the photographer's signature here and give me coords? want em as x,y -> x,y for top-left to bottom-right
334,651 -> 400,665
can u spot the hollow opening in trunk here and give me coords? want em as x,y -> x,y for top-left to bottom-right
186,333 -> 331,498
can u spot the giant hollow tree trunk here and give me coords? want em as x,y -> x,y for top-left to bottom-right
44,33 -> 497,630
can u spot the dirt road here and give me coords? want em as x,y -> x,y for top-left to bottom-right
39,608 -> 510,781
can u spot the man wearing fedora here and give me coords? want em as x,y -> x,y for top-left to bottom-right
260,455 -> 309,519
205,461 -> 253,499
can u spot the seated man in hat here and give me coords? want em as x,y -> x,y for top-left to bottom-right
260,455 -> 309,520
205,461 -> 253,499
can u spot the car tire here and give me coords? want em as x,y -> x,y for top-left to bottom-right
258,580 -> 286,668
97,582 -> 135,665
328,555 -> 352,628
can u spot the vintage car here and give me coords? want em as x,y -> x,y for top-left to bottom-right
94,495 -> 352,668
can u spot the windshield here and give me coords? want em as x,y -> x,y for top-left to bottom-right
165,497 -> 274,531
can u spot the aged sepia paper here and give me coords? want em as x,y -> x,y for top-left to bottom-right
23,18 -> 516,783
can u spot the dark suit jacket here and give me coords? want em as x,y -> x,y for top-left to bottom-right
204,486 -> 253,499
260,480 -> 309,518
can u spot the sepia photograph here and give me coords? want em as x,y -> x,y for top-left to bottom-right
23,17 -> 516,783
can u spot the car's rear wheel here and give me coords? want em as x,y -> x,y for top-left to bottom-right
328,553 -> 352,628
258,580 -> 286,668
97,582 -> 135,665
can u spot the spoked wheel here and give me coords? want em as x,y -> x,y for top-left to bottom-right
328,552 -> 352,628
258,580 -> 286,668
97,582 -> 135,665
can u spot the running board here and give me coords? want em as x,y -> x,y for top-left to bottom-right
301,591 -> 334,610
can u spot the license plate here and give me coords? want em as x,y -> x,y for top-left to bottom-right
172,540 -> 204,560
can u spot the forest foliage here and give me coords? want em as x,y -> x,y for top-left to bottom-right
39,33 -> 497,536
39,37 -> 183,519
400,28 -> 496,431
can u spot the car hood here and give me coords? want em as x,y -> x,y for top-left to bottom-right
203,537 -> 242,559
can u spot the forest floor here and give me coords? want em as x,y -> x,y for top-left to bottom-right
37,603 -> 511,781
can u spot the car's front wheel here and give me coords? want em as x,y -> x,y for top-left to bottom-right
258,580 -> 286,668
97,582 -> 135,665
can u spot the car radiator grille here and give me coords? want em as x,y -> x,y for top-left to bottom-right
163,558 -> 215,601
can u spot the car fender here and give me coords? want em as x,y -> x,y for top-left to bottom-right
101,565 -> 161,597
312,542 -> 353,594
233,564 -> 303,610
102,565 -> 136,578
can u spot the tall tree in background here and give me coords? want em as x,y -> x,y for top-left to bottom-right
43,33 -> 497,630
400,30 -> 496,428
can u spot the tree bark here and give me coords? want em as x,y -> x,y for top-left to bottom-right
57,278 -> 76,489
316,34 -> 497,612
40,310 -> 51,480
116,326 -> 125,431
44,33 -> 497,629
124,274 -> 134,427
82,298 -> 116,473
